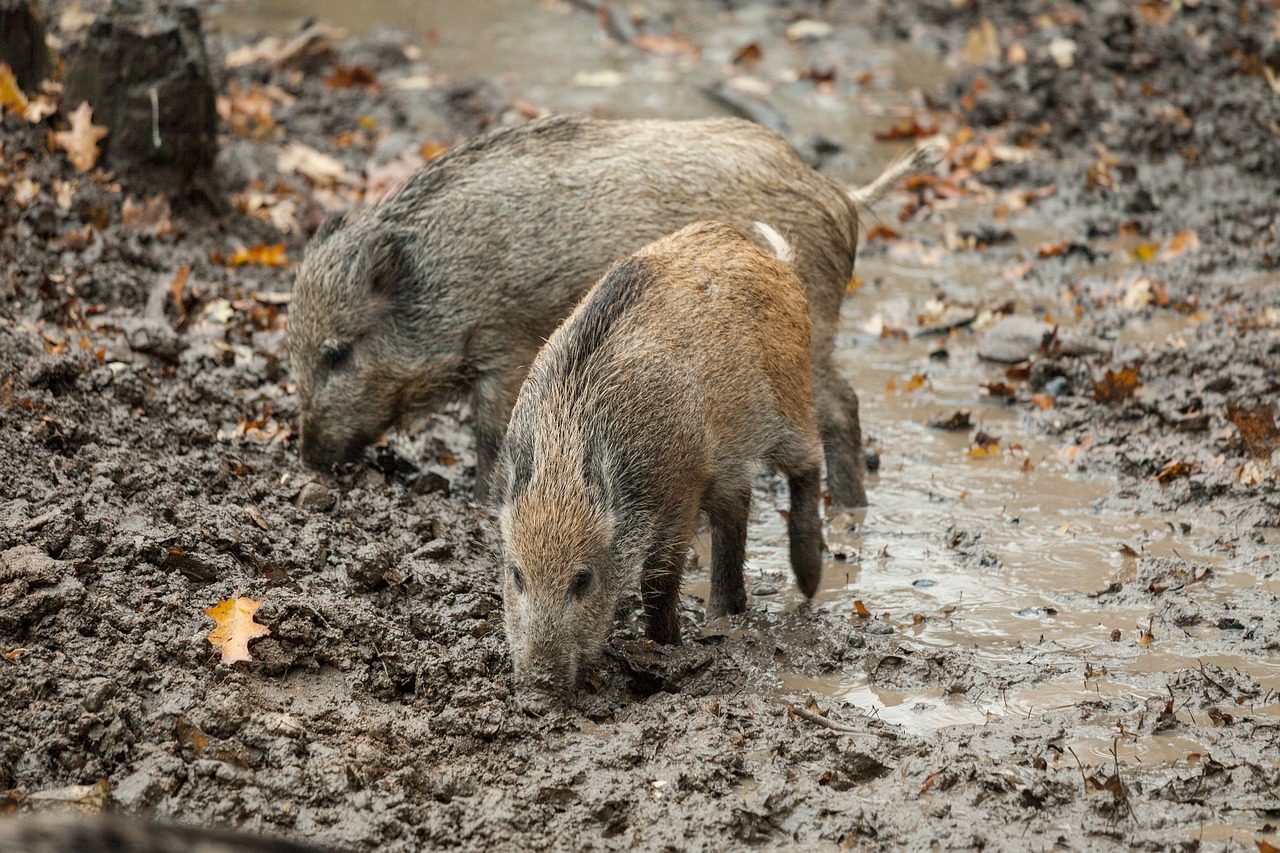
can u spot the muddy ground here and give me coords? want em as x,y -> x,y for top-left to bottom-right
2,0 -> 1279,850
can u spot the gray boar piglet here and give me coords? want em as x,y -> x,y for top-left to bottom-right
289,115 -> 935,507
496,221 -> 823,711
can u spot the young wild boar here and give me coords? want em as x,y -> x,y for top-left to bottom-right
496,221 -> 823,710
289,115 -> 936,508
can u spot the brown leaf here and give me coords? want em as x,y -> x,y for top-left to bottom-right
168,265 -> 190,326
874,117 -> 939,141
967,431 -> 1001,459
217,82 -> 278,140
1092,365 -> 1141,404
1158,228 -> 1200,260
864,225 -> 900,242
51,102 -> 109,172
1225,404 -> 1278,459
853,600 -> 871,618
324,64 -> 380,90
122,194 -> 176,237
204,597 -> 271,664
632,33 -> 700,58
732,42 -> 763,67
927,410 -> 972,431
1155,460 -> 1191,484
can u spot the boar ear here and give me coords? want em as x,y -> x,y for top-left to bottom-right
366,228 -> 414,299
312,211 -> 347,242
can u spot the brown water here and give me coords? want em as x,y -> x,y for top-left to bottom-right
212,3 -> 1280,844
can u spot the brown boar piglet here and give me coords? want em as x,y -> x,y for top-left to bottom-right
496,221 -> 824,711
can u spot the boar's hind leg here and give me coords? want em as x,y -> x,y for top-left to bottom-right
641,547 -> 684,646
813,363 -> 868,509
706,483 -> 750,619
786,464 -> 824,599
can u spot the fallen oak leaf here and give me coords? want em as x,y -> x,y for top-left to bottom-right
324,64 -> 380,90
1092,365 -> 1141,404
277,142 -> 350,187
632,32 -> 700,58
0,63 -> 27,114
51,102 -> 109,172
204,597 -> 271,664
1155,460 -> 1192,484
226,242 -> 289,267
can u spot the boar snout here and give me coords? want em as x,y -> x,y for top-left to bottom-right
298,420 -> 367,470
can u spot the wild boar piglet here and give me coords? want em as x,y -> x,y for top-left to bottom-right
497,221 -> 824,711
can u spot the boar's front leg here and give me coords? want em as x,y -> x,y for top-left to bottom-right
706,482 -> 751,619
641,545 -> 684,646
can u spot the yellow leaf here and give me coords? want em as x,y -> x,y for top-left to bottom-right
902,373 -> 927,393
204,597 -> 271,664
229,242 -> 289,267
51,101 -> 109,172
0,63 -> 28,113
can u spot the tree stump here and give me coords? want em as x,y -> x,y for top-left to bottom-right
62,4 -> 217,198
0,0 -> 52,90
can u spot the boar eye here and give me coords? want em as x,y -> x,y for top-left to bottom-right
510,565 -> 526,594
572,570 -> 593,598
322,343 -> 352,371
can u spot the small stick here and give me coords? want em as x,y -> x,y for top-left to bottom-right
783,702 -> 894,738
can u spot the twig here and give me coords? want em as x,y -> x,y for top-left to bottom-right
783,702 -> 894,737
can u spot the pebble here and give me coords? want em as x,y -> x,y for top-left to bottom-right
297,481 -> 337,513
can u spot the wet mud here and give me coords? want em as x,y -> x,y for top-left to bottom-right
2,0 -> 1278,850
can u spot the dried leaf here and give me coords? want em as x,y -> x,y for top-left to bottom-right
169,265 -> 190,325
121,194 -> 176,237
1048,37 -> 1077,68
902,373 -> 927,393
1055,435 -> 1094,461
325,64 -> 380,89
964,20 -> 1000,64
204,597 -> 271,664
874,117 -> 939,141
1158,228 -> 1200,260
966,430 -> 1001,458
0,64 -> 28,114
51,102 -> 109,172
1031,394 -> 1056,410
217,82 -> 278,140
1155,460 -> 1191,484
632,33 -> 700,58
1092,365 -> 1141,404
12,177 -> 39,207
927,411 -> 972,431
732,42 -> 763,67
277,142 -> 349,187
853,600 -> 871,618
1225,404 -> 1278,459
227,243 -> 289,268
59,2 -> 97,32
1037,239 -> 1070,258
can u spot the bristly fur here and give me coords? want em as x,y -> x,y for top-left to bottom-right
289,114 -> 920,505
497,221 -> 826,711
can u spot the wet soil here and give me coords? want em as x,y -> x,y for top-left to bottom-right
2,0 -> 1279,850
